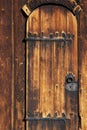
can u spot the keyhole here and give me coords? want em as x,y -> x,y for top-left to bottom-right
66,77 -> 73,83
65,73 -> 75,84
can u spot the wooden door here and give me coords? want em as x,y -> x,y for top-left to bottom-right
25,5 -> 79,130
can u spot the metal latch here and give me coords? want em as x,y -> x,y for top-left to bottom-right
65,73 -> 78,91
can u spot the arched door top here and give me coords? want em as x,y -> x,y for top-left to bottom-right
22,0 -> 82,17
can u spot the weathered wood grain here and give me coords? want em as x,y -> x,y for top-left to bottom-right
0,0 -> 87,130
13,0 -> 25,129
27,5 -> 78,130
0,1 -> 12,130
78,1 -> 87,129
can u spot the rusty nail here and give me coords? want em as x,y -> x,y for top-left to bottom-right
61,31 -> 66,38
47,113 -> 51,117
33,32 -> 38,37
49,33 -> 53,38
71,34 -> 74,38
39,112 -> 42,117
62,113 -> 66,118
55,31 -> 59,37
54,111 -> 58,117
34,112 -> 39,117
67,32 -> 71,38
28,112 -> 34,117
28,32 -> 32,37
41,32 -> 44,37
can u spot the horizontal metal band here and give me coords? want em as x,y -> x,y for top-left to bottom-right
24,117 -> 69,121
24,37 -> 73,42
23,32 -> 74,43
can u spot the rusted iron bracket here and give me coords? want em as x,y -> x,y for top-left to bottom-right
65,73 -> 78,92
23,31 -> 74,45
24,111 -> 67,123
27,112 -> 66,118
22,0 -> 82,17
67,0 -> 82,15
22,4 -> 31,17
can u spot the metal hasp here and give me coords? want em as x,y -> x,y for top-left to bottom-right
65,73 -> 78,91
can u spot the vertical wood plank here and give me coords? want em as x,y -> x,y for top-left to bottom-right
13,0 -> 25,129
28,9 -> 40,116
28,42 -> 34,114
54,7 -> 67,116
67,12 -> 78,78
66,11 -> 78,130
41,6 -> 55,117
39,42 -> 47,117
0,1 -> 12,130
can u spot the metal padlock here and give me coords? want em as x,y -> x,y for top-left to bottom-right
65,73 -> 78,91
